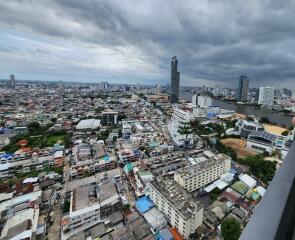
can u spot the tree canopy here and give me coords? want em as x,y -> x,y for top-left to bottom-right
221,218 -> 241,240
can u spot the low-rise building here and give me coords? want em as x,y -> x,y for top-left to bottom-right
0,191 -> 42,240
247,131 -> 277,154
61,185 -> 101,239
235,120 -> 264,138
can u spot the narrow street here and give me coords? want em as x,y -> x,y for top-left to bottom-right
48,155 -> 70,240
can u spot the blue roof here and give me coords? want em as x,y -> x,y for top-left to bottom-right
103,155 -> 110,161
157,229 -> 174,240
0,153 -> 15,159
207,113 -> 216,118
135,196 -> 154,214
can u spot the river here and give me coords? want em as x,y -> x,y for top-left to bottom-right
180,91 -> 293,128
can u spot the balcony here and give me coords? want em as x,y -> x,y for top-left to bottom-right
240,142 -> 295,240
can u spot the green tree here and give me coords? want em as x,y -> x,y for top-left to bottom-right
178,122 -> 193,139
246,116 -> 254,122
260,117 -> 270,124
282,130 -> 289,136
221,218 -> 241,240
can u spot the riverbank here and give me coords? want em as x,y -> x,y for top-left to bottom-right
180,91 -> 293,128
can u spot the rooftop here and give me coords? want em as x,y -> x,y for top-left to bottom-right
98,169 -> 120,205
175,153 -> 230,179
151,177 -> 202,219
248,130 -> 277,142
72,185 -> 98,211
76,119 -> 101,130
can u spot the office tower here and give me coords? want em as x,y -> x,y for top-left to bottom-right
10,74 -> 15,87
258,87 -> 274,106
237,75 -> 249,102
170,56 -> 180,104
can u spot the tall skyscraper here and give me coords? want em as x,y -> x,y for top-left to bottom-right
258,86 -> 274,106
10,74 -> 15,87
156,83 -> 161,94
170,56 -> 180,104
237,75 -> 249,102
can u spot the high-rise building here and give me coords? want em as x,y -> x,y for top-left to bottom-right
10,74 -> 15,87
170,56 -> 180,104
197,95 -> 212,108
192,95 -> 198,106
156,83 -> 161,94
168,107 -> 193,147
149,178 -> 203,239
258,87 -> 274,106
237,75 -> 249,102
274,89 -> 281,97
283,88 -> 292,97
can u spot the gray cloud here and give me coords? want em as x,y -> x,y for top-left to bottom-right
0,0 -> 295,87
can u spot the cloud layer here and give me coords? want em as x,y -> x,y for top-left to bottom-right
0,0 -> 295,87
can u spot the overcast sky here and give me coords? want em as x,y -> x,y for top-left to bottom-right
1,0 -> 295,88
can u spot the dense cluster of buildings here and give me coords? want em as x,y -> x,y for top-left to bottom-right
0,63 -> 293,240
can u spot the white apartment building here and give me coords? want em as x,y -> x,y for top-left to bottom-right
168,107 -> 194,147
149,178 -> 203,239
258,87 -> 274,106
62,185 -> 101,240
197,96 -> 212,108
192,95 -> 212,108
174,152 -> 231,192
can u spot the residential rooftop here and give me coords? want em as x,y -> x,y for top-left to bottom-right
151,177 -> 202,219
72,185 -> 98,211
175,152 -> 230,179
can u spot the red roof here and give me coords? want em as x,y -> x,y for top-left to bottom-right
17,139 -> 28,146
220,192 -> 240,203
170,227 -> 184,240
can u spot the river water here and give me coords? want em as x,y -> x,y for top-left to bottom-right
180,91 -> 293,127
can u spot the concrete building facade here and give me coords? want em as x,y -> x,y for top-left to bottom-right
174,152 -> 231,192
258,87 -> 274,106
149,178 -> 203,239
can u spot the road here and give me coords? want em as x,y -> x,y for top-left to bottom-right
118,167 -> 135,207
48,155 -> 70,240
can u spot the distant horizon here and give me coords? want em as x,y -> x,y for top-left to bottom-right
0,77 -> 293,91
1,1 -> 295,88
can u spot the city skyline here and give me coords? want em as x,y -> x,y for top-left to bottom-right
1,1 -> 295,87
